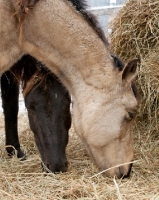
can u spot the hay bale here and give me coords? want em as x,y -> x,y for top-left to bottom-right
109,0 -> 159,127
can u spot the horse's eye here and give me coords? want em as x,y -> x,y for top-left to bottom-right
125,111 -> 136,121
128,112 -> 135,119
126,111 -> 137,121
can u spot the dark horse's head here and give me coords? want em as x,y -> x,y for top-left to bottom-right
19,55 -> 71,172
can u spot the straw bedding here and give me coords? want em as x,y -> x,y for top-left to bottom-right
0,110 -> 159,199
1,0 -> 159,198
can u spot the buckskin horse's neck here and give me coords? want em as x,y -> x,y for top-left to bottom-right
22,0 -> 115,94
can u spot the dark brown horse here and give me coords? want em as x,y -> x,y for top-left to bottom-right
0,0 -> 138,177
1,55 -> 71,172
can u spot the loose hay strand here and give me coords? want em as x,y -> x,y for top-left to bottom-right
0,190 -> 16,200
113,177 -> 122,200
90,160 -> 140,178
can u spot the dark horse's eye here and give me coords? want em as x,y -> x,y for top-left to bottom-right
126,111 -> 137,121
128,112 -> 135,119
124,111 -> 136,121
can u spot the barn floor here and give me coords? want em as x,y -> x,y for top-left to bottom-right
0,108 -> 159,199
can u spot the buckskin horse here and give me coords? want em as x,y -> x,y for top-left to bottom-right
1,55 -> 71,172
0,0 -> 139,178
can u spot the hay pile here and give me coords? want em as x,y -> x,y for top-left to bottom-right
0,93 -> 158,197
109,0 -> 159,128
0,111 -> 159,199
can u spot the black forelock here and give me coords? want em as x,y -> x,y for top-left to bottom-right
111,54 -> 125,71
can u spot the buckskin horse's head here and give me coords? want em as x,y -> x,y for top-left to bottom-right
72,58 -> 139,178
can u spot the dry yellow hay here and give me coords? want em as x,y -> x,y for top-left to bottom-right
109,0 -> 159,127
0,110 -> 159,199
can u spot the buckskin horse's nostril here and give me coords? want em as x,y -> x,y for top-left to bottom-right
118,164 -> 132,179
123,163 -> 133,178
118,167 -> 123,179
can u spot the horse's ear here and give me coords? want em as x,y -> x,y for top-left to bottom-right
122,59 -> 139,82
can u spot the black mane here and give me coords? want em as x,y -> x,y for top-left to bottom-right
67,0 -> 125,71
67,0 -> 109,47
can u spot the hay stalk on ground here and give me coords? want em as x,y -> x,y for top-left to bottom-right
0,112 -> 159,199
